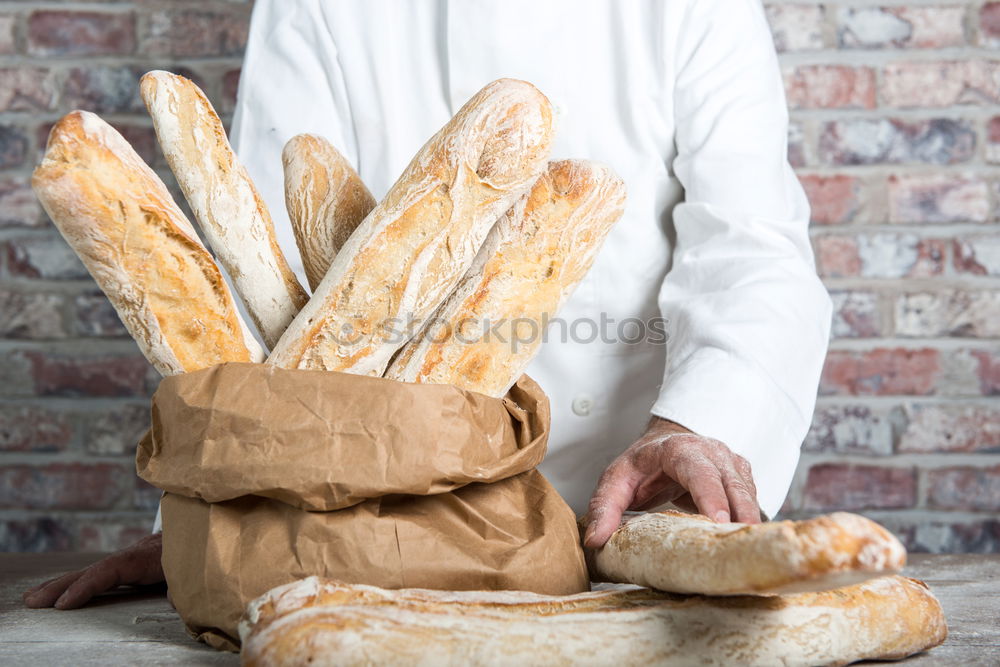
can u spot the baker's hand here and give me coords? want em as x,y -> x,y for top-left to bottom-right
22,532 -> 164,609
583,416 -> 761,548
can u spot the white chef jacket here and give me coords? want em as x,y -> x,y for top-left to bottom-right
223,0 -> 832,520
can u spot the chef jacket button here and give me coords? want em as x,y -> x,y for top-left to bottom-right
572,394 -> 593,417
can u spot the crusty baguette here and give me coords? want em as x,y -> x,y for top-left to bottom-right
585,510 -> 906,596
267,78 -> 554,374
31,111 -> 264,375
139,70 -> 308,349
239,575 -> 947,666
282,134 -> 376,291
385,159 -> 625,397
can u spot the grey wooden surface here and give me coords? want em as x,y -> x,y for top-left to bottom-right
0,552 -> 997,665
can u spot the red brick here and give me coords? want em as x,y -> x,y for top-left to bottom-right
0,177 -> 43,228
838,7 -> 966,49
784,65 -> 877,110
899,404 -> 1000,453
814,235 -> 860,277
803,463 -> 916,511
803,405 -> 893,455
85,403 -> 149,455
815,233 -> 944,279
765,4 -> 824,52
0,405 -> 74,452
981,2 -> 1000,46
0,290 -> 67,339
19,349 -> 151,398
0,68 -> 57,112
77,519 -> 155,552
888,173 -> 990,223
895,291 -> 1000,338
787,121 -> 805,168
145,9 -> 249,57
63,66 -> 144,114
73,292 -> 128,338
819,118 -> 975,166
882,60 -> 1000,108
927,466 -> 1000,511
0,463 -> 132,510
222,68 -> 242,112
0,14 -> 16,55
879,516 -> 1000,553
0,124 -> 28,168
970,349 -> 1000,396
954,235 -> 1000,276
0,517 -> 73,552
27,10 -> 135,57
987,116 -> 1000,164
820,348 -> 941,396
829,290 -> 882,338
801,175 -> 861,225
1,236 -> 88,280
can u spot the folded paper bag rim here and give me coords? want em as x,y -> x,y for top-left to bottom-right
136,362 -> 550,511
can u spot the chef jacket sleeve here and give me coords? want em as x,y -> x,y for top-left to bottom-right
650,0 -> 833,516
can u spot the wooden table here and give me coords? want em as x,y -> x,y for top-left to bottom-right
1,553 -> 997,665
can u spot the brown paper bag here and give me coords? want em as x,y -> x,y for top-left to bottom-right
138,363 -> 589,651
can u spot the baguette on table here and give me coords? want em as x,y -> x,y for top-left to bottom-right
140,70 -> 308,349
585,510 -> 907,596
31,111 -> 264,375
267,78 -> 554,374
385,159 -> 626,397
282,134 -> 376,291
239,575 -> 947,667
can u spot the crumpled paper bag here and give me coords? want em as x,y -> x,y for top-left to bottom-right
137,363 -> 589,651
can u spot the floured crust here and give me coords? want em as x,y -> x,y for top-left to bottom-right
282,134 -> 376,291
267,79 -> 554,374
239,575 -> 947,666
385,159 -> 626,397
586,510 -> 908,596
140,70 -> 308,349
31,111 -> 264,375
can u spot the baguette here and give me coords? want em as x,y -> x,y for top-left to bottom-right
282,134 -> 376,291
240,575 -> 947,666
139,70 -> 308,349
267,79 -> 554,374
585,510 -> 907,596
385,159 -> 625,397
31,111 -> 264,375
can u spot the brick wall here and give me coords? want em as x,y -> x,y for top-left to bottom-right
0,1 -> 997,553
0,1 -> 250,552
769,0 -> 1000,552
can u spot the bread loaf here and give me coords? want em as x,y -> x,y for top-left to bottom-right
139,70 -> 308,349
267,79 -> 554,374
31,111 -> 264,375
585,510 -> 906,596
282,134 -> 376,291
240,575 -> 947,666
385,159 -> 625,397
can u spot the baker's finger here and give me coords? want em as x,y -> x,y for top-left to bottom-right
672,458 -> 731,523
22,574 -> 62,599
22,570 -> 84,608
722,465 -> 761,524
584,460 -> 642,548
54,560 -> 125,610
